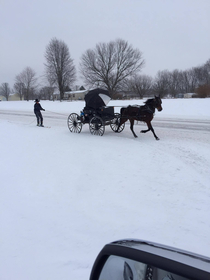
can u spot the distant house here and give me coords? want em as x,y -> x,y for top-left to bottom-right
9,93 -> 21,101
176,93 -> 194,98
184,93 -> 194,98
54,90 -> 88,100
176,93 -> 184,98
0,94 -> 20,101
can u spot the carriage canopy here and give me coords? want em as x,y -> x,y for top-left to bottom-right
84,88 -> 111,109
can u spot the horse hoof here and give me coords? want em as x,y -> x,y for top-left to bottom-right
156,137 -> 160,140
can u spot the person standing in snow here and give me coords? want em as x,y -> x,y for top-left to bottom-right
34,99 -> 45,127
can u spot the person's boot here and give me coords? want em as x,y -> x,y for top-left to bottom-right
37,123 -> 39,126
40,124 -> 44,127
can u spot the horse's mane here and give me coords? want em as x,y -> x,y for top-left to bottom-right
144,98 -> 154,105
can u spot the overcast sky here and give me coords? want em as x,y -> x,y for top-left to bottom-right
0,0 -> 210,88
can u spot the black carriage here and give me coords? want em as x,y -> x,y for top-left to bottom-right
67,88 -> 125,136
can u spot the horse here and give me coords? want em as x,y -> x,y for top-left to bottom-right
116,95 -> 163,140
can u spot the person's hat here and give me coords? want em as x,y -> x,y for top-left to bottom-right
35,99 -> 39,102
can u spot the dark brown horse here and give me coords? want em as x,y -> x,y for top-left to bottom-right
116,95 -> 163,140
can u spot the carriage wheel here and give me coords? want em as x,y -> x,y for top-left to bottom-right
110,113 -> 125,133
67,113 -> 82,133
89,116 -> 105,136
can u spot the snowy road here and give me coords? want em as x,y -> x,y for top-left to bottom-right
153,118 -> 210,132
1,109 -> 210,132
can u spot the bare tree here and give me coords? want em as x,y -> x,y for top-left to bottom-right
0,83 -> 11,101
14,82 -> 25,100
180,68 -> 199,93
167,69 -> 182,97
15,67 -> 37,101
152,70 -> 170,97
80,39 -> 145,97
127,74 -> 153,99
44,38 -> 76,100
38,86 -> 55,100
199,59 -> 210,86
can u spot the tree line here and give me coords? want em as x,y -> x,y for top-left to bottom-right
0,38 -> 209,101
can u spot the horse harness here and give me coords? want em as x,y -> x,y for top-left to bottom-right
128,105 -> 155,120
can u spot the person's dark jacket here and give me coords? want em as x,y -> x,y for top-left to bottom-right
34,103 -> 45,113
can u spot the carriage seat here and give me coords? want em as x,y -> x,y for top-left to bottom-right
97,106 -> 114,117
83,106 -> 94,115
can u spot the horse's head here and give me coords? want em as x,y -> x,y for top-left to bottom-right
154,95 -> 163,111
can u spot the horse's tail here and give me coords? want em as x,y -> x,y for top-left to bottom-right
120,107 -> 125,116
117,106 -> 129,129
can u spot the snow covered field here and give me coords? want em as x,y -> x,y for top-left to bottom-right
0,98 -> 210,280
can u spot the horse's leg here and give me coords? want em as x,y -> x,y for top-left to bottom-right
141,127 -> 150,133
130,119 -> 138,138
149,123 -> 159,140
116,117 -> 127,132
141,121 -> 159,140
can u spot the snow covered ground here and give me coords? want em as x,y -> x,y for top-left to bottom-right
0,98 -> 210,280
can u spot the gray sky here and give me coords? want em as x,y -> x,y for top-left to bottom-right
1,0 -> 210,88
